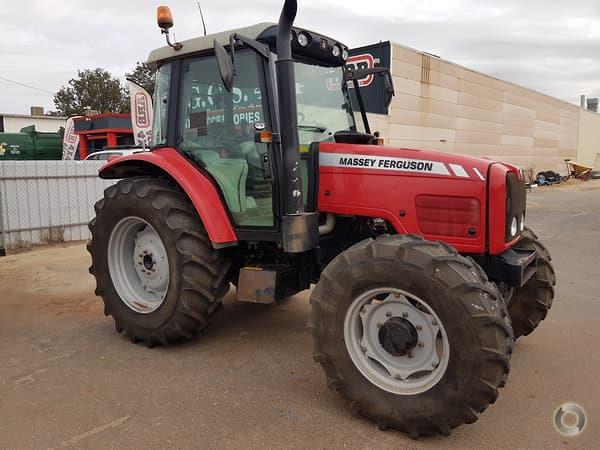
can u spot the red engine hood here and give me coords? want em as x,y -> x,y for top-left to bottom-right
318,142 -> 498,182
317,142 -> 520,255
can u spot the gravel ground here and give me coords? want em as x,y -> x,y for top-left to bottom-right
1,180 -> 599,449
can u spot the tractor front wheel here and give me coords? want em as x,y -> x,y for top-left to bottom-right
507,227 -> 556,338
309,235 -> 513,437
88,177 -> 230,347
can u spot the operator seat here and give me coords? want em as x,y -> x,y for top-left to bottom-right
196,150 -> 251,213
182,126 -> 256,213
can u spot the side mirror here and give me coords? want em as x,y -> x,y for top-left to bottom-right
382,71 -> 395,108
214,40 -> 234,92
345,67 -> 395,108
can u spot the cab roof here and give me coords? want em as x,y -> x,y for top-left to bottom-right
147,22 -> 275,64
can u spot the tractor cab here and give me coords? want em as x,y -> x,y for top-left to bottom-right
146,10 -> 391,250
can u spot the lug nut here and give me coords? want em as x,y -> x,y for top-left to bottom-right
394,293 -> 400,299
402,312 -> 408,318
386,311 -> 392,317
418,341 -> 424,348
408,352 -> 414,358
432,319 -> 438,326
377,322 -> 382,328
432,362 -> 439,368
416,325 -> 422,331
361,346 -> 367,353
394,374 -> 402,380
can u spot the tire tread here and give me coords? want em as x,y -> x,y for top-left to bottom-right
88,176 -> 230,346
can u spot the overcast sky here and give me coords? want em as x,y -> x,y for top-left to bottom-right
1,0 -> 599,114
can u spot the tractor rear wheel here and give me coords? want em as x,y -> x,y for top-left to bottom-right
88,177 -> 230,347
507,227 -> 556,339
309,234 -> 513,437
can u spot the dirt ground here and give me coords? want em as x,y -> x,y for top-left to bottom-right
1,180 -> 600,449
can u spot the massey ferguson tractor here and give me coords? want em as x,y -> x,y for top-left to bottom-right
88,0 -> 556,436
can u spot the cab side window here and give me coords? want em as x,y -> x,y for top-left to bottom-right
178,51 -> 273,227
152,63 -> 171,147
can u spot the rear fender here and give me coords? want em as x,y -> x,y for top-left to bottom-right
99,147 -> 238,246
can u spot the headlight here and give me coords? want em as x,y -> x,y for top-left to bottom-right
520,214 -> 525,232
342,49 -> 349,60
297,32 -> 310,47
511,217 -> 518,237
332,45 -> 341,57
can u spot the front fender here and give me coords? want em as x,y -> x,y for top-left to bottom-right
99,147 -> 238,246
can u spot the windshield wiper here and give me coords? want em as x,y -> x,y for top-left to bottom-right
298,125 -> 327,133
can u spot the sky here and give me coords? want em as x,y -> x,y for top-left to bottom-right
0,0 -> 599,115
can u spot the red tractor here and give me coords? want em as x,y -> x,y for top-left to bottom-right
88,1 -> 555,436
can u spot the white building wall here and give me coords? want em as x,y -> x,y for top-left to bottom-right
2,115 -> 66,133
364,43 -> 582,175
576,109 -> 600,168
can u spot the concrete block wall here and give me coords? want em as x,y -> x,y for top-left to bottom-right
366,42 -> 584,175
576,109 -> 600,169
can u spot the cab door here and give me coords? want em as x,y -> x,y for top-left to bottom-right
176,49 -> 277,230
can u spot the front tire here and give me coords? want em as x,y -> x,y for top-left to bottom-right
309,235 -> 513,437
88,177 -> 230,347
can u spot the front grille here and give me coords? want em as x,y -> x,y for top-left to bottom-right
505,172 -> 526,241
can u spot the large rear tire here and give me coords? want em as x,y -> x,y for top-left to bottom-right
88,177 -> 230,347
309,235 -> 513,437
507,227 -> 556,339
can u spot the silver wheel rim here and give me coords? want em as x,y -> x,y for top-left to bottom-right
344,287 -> 450,395
108,216 -> 170,314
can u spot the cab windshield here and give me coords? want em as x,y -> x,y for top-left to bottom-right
294,62 -> 356,148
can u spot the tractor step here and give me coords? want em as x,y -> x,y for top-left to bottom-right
237,265 -> 301,304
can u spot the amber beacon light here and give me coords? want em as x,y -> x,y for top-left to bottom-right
157,6 -> 182,50
157,6 -> 174,29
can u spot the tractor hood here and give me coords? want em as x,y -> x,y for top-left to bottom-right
318,142 -> 507,182
317,142 -> 524,255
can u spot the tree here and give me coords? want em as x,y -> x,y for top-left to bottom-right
53,68 -> 128,116
126,62 -> 156,95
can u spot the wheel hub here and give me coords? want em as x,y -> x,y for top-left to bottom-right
142,254 -> 154,270
378,317 -> 418,357
108,217 -> 170,314
344,288 -> 450,395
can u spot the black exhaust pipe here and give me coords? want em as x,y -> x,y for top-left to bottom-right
276,0 -> 303,216
275,0 -> 319,253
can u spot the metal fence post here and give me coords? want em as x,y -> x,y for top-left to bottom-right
0,177 -> 6,257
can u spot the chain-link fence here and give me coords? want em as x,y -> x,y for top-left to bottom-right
0,161 -> 115,254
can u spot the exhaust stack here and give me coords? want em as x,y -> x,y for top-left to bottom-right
276,0 -> 303,216
275,0 -> 319,254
